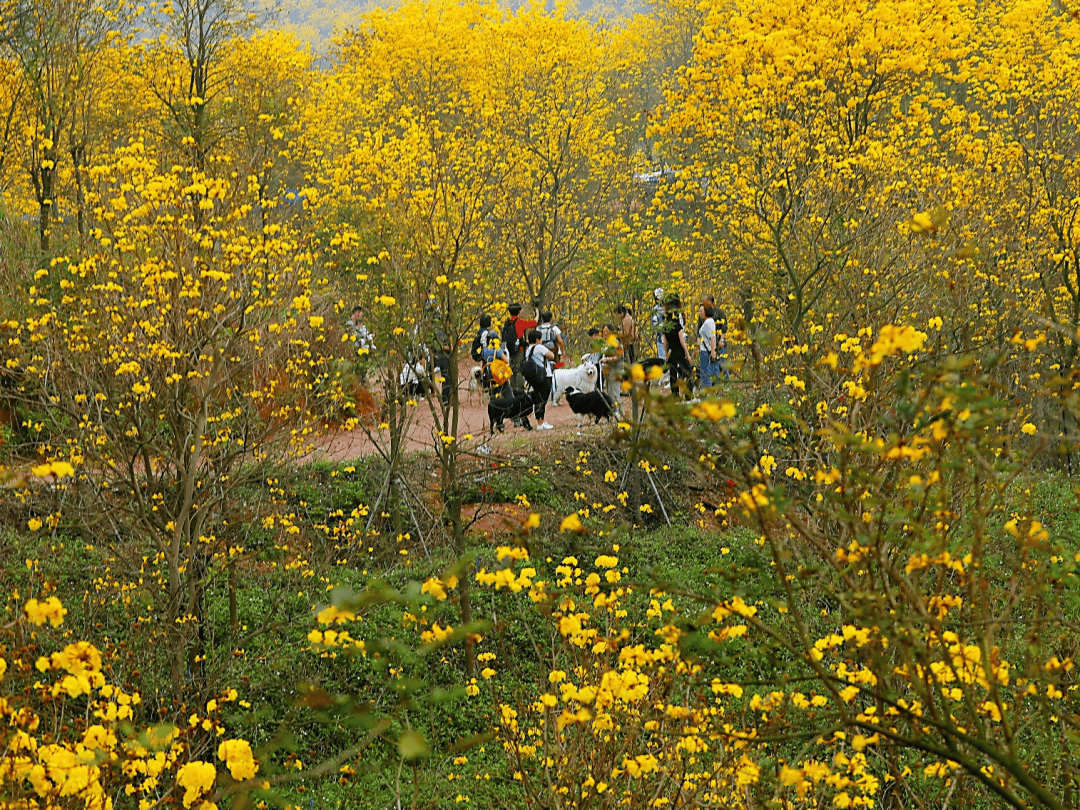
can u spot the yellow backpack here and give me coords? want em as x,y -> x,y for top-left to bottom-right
488,358 -> 512,385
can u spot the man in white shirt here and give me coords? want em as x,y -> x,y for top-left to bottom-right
651,288 -> 667,360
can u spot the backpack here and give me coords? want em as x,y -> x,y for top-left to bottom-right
470,328 -> 484,362
488,358 -> 512,385
521,346 -> 549,390
539,323 -> 557,354
481,333 -> 502,364
499,319 -> 518,356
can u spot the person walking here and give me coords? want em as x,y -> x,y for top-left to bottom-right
399,357 -> 428,397
346,305 -> 375,350
473,314 -> 506,394
601,323 -> 622,395
650,288 -> 667,360
523,329 -> 556,430
697,295 -> 715,332
479,314 -> 507,363
662,300 -> 693,398
698,305 -> 721,388
715,308 -> 730,381
617,304 -> 637,365
423,297 -> 452,406
584,326 -> 616,394
515,302 -> 539,355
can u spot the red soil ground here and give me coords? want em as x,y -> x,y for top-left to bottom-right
320,361 -> 618,461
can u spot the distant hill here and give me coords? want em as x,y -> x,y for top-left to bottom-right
269,0 -> 374,50
270,0 -> 632,52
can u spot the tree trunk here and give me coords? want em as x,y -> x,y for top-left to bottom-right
442,354 -> 474,677
70,141 -> 87,241
36,150 -> 56,256
228,559 -> 238,639
186,541 -> 208,693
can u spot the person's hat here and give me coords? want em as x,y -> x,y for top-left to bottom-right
653,287 -> 664,301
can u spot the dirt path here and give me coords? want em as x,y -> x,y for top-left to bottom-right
320,361 -> 619,461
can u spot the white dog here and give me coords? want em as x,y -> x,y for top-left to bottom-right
551,362 -> 598,405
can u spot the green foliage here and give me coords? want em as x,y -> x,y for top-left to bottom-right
462,468 -> 554,505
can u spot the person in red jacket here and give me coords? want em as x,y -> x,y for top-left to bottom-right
512,302 -> 539,391
515,301 -> 539,345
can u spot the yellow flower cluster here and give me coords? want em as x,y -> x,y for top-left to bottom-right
421,574 -> 460,601
217,739 -> 258,781
0,593 -> 274,810
35,641 -> 105,698
24,596 -> 67,627
176,760 -> 216,807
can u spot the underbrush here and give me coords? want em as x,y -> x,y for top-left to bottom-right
4,438 -> 1079,810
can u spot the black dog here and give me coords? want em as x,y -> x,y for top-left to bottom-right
638,357 -> 666,376
488,392 -> 533,434
564,386 -> 617,426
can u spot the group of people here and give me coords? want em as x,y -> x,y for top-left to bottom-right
472,293 -> 730,429
344,290 -> 731,430
480,302 -> 565,429
647,288 -> 729,398
345,301 -> 455,405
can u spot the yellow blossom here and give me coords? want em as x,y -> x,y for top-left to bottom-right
25,596 -> 67,627
176,761 -> 216,807
217,738 -> 258,780
559,513 -> 584,533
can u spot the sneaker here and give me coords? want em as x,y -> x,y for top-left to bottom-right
537,422 -> 553,430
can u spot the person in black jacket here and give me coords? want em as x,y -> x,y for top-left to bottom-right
523,329 -> 556,430
502,303 -> 523,393
662,300 -> 693,399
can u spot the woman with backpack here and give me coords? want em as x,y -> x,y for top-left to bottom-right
522,329 -> 556,430
471,314 -> 508,395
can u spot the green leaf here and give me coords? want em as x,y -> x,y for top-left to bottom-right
398,729 -> 430,763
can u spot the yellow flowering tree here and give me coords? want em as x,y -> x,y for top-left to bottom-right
0,0 -> 134,252
10,138 -> 348,703
660,0 -> 971,339
653,0 -> 1080,448
942,0 -> 1080,444
139,0 -> 264,175
624,316 -> 1080,808
302,0 -> 529,674
482,4 -> 637,307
